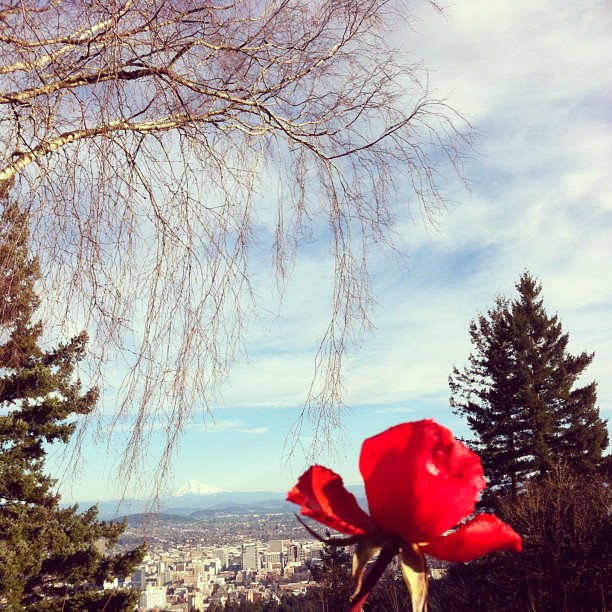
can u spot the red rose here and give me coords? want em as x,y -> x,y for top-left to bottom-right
288,420 -> 522,611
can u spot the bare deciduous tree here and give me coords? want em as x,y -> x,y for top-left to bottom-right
0,0 -> 472,489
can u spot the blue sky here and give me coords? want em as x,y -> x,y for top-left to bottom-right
49,1 -> 612,504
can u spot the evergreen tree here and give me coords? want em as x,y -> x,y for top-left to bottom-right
0,203 -> 144,610
432,464 -> 612,612
308,541 -> 354,611
449,272 -> 608,501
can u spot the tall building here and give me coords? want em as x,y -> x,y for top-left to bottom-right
207,558 -> 222,575
213,547 -> 229,568
139,588 -> 166,609
288,543 -> 305,565
268,539 -> 289,554
162,569 -> 174,585
131,566 -> 147,590
304,542 -> 324,562
192,560 -> 205,577
264,551 -> 282,568
242,543 -> 260,571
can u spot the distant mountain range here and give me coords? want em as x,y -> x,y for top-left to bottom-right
76,480 -> 366,521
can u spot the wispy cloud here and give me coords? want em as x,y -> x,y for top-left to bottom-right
190,421 -> 270,435
216,0 -> 612,417
376,407 -> 419,415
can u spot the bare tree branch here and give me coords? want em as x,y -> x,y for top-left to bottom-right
0,0 -> 474,492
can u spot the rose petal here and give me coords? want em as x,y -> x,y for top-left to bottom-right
287,465 -> 376,536
360,420 -> 486,542
421,514 -> 523,562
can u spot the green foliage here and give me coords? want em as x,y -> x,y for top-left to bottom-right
450,271 -> 608,502
308,541 -> 354,610
446,271 -> 610,611
0,202 -> 144,610
432,464 -> 612,612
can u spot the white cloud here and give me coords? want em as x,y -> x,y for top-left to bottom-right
213,1 -> 612,422
376,407 -> 419,415
190,420 -> 270,435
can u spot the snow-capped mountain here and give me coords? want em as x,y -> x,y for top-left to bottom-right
171,479 -> 223,497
